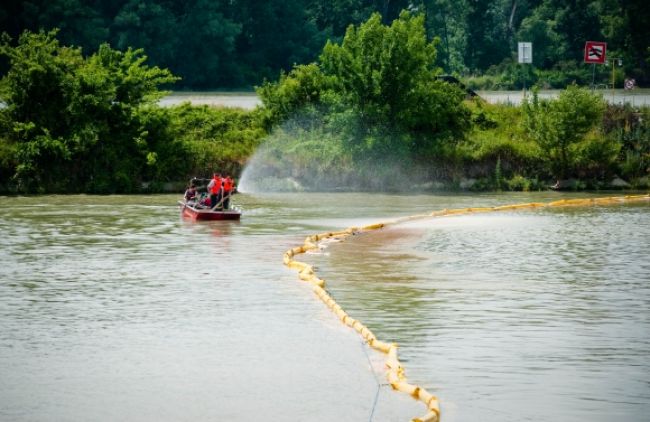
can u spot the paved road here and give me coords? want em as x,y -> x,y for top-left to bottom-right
159,89 -> 650,109
159,92 -> 261,109
478,89 -> 650,106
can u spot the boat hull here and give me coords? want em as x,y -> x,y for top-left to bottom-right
178,201 -> 241,221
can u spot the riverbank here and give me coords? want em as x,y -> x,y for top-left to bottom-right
3,84 -> 649,195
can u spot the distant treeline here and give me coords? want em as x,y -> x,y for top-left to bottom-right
1,0 -> 648,89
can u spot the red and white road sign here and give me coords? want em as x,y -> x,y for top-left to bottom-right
584,41 -> 607,64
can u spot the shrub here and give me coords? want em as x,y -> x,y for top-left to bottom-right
522,85 -> 606,179
507,175 -> 532,191
0,30 -> 178,193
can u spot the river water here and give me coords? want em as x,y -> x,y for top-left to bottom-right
1,192 -> 648,422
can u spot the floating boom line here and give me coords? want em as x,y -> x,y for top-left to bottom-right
283,194 -> 649,422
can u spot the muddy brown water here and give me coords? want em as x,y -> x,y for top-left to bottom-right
1,192 -> 648,421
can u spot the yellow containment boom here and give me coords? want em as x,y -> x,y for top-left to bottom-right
282,193 -> 649,422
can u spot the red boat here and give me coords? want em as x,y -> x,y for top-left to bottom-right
178,200 -> 241,221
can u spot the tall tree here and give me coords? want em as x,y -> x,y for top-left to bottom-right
1,0 -> 648,87
463,0 -> 513,72
111,0 -> 179,69
230,0 -> 326,86
18,0 -> 109,53
319,12 -> 469,143
174,0 -> 241,88
419,0 -> 469,72
552,0 -> 602,63
306,0 -> 376,37
516,2 -> 565,68
619,0 -> 650,78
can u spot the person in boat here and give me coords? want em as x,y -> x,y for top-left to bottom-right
198,192 -> 210,208
222,175 -> 235,209
207,173 -> 223,210
184,184 -> 197,203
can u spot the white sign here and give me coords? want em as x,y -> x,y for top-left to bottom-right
518,42 -> 532,64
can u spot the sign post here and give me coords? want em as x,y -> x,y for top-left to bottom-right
584,41 -> 607,90
608,57 -> 622,96
518,42 -> 532,95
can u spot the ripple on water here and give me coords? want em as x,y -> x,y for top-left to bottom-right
307,203 -> 650,422
2,194 -> 649,421
1,193 -> 430,421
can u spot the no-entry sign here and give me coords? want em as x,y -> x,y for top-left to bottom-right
584,41 -> 607,64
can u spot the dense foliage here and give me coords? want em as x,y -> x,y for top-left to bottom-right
523,85 -> 608,178
169,103 -> 266,179
253,12 -> 649,192
459,91 -> 649,191
253,12 -> 471,190
1,0 -> 648,89
0,30 -> 266,193
0,30 -> 178,192
1,17 -> 648,194
319,13 -> 468,141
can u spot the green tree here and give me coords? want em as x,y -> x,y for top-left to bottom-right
463,0 -> 513,72
320,12 -> 468,144
306,0 -> 376,37
229,0 -> 327,87
419,0 -> 469,73
0,29 -> 178,192
18,0 -> 110,54
523,85 -> 606,179
173,0 -> 241,88
257,10 -> 470,185
516,3 -> 564,69
111,0 -> 179,70
257,63 -> 336,129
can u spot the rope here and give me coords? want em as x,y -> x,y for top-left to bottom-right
360,339 -> 382,422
